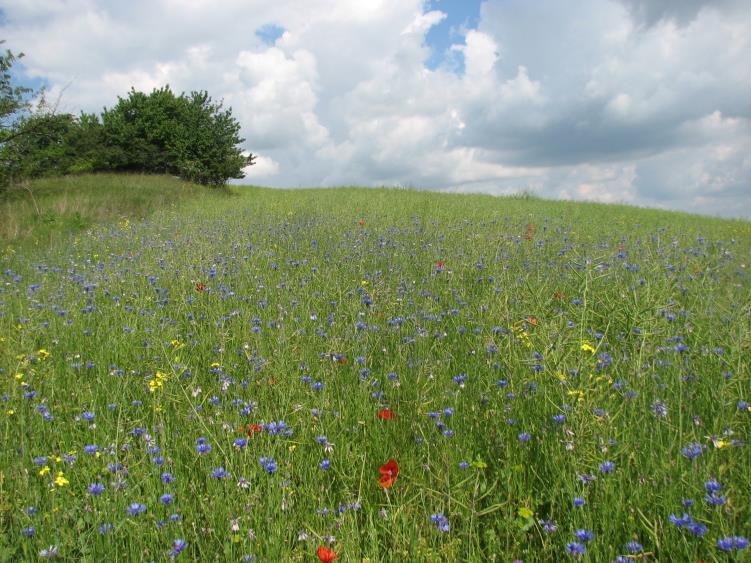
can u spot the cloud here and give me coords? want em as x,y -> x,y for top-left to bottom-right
1,0 -> 750,217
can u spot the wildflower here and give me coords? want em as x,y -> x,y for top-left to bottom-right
21,527 -> 35,537
127,502 -> 146,516
599,461 -> 615,474
319,459 -> 331,470
170,538 -> 188,559
212,467 -> 229,479
378,459 -> 399,489
377,407 -> 396,420
316,545 -> 338,562
195,437 -> 212,454
652,400 -> 668,418
574,529 -> 594,542
518,432 -> 531,443
53,471 -> 69,487
161,472 -> 175,483
259,457 -> 277,474
625,541 -> 643,553
566,542 -> 586,557
160,493 -> 174,504
573,497 -> 586,508
87,483 -> 105,496
540,519 -> 558,533
717,536 -> 749,552
39,545 -> 59,559
430,513 -> 450,532
682,442 -> 703,460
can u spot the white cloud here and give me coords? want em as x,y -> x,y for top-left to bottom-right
2,0 -> 750,217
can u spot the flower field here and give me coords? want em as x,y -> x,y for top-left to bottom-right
1,185 -> 750,561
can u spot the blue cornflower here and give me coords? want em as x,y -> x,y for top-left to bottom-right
573,497 -> 586,508
87,482 -> 106,496
626,541 -> 643,553
21,527 -> 35,537
669,513 -> 692,527
170,538 -> 188,559
195,437 -> 212,454
259,457 -> 277,474
687,522 -> 707,537
518,432 -> 531,443
681,443 -> 703,460
82,411 -> 95,421
233,438 -> 248,449
160,493 -> 174,504
540,519 -> 558,533
126,502 -> 146,516
717,536 -> 749,552
704,479 -> 722,493
211,467 -> 229,479
458,461 -> 469,470
574,529 -> 594,542
704,493 -> 726,506
599,461 -> 615,474
552,414 -> 566,424
162,472 -> 175,483
99,524 -> 113,535
83,444 -> 99,454
430,513 -> 450,532
566,541 -> 586,557
319,459 -> 331,470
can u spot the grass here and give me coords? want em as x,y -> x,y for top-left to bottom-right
1,176 -> 750,561
0,174 -> 232,253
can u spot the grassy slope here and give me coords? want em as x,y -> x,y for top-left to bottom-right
1,177 -> 750,561
0,174 -> 233,252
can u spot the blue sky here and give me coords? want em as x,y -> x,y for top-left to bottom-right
424,0 -> 482,72
1,0 -> 750,218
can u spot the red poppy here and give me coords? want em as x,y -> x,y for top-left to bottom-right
435,259 -> 445,270
526,316 -> 539,326
316,545 -> 338,562
358,219 -> 366,226
244,424 -> 263,437
526,233 -> 534,240
527,225 -> 536,232
379,459 -> 399,489
377,408 -> 396,420
195,282 -> 207,292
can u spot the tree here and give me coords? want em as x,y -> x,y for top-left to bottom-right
0,40 -> 33,137
101,86 -> 254,185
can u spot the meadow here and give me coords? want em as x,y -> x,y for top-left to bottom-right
1,175 -> 750,561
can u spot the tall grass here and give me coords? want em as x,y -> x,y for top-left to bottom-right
0,174 -> 231,251
0,180 -> 749,561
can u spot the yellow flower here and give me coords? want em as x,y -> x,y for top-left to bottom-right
39,466 -> 51,476
6,409 -> 14,416
518,507 -> 534,519
580,341 -> 596,354
37,349 -> 50,360
54,471 -> 69,487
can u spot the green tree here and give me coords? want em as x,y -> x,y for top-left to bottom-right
0,40 -> 33,137
101,86 -> 254,185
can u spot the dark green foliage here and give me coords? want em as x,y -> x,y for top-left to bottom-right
1,66 -> 254,187
100,86 -> 253,185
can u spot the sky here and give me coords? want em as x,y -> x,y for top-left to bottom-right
2,0 -> 750,219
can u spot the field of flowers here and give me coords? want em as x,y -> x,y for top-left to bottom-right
1,185 -> 750,561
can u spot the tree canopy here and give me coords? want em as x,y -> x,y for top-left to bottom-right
1,43 -> 254,188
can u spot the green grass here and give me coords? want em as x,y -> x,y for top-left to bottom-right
0,173 -> 232,253
0,176 -> 750,561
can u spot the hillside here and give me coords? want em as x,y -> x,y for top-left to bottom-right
1,175 -> 750,561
